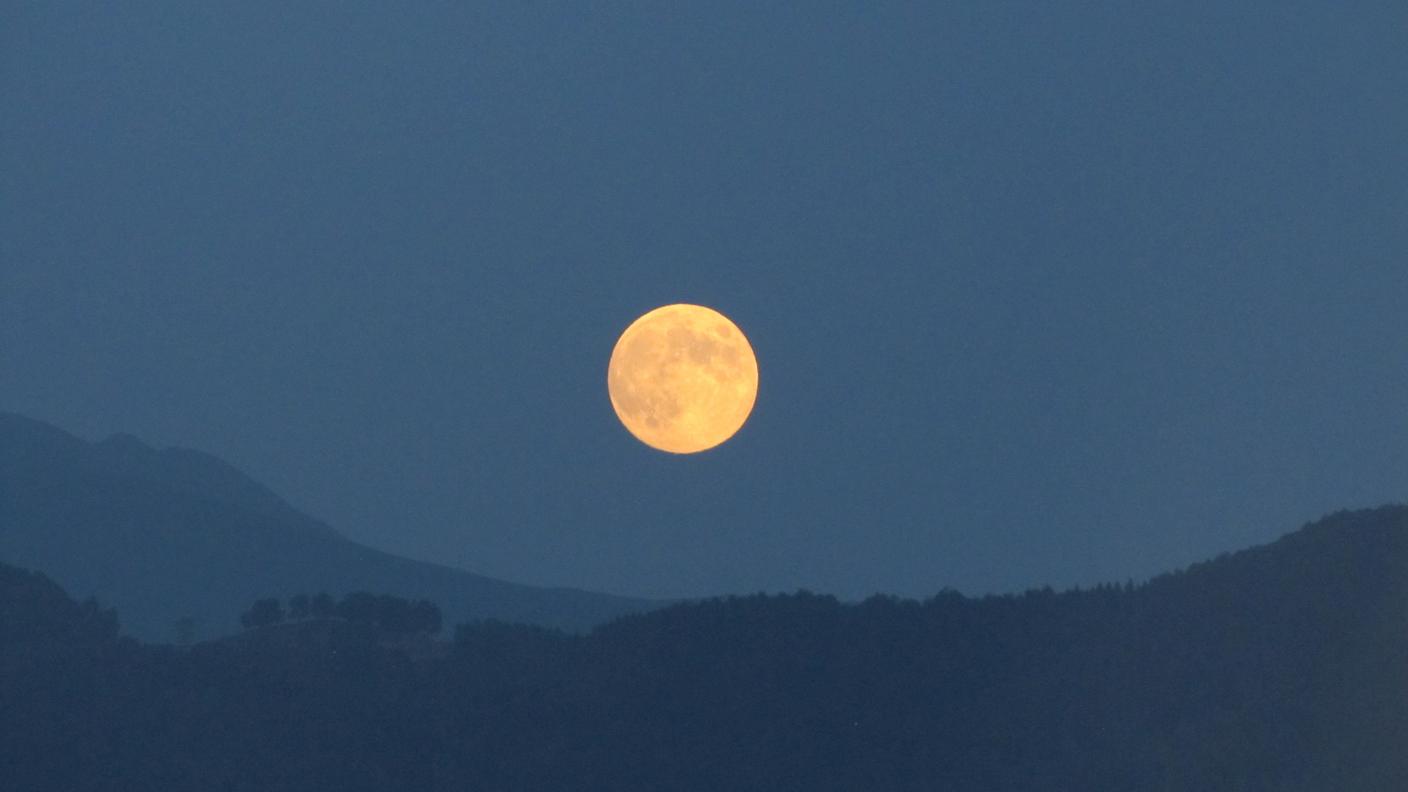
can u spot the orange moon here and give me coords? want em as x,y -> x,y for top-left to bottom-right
607,304 -> 759,454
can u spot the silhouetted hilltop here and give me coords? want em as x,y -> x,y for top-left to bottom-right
2,507 -> 1404,790
0,413 -> 655,641
0,561 -> 120,650
562,506 -> 1408,791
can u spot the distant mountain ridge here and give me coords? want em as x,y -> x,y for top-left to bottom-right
0,412 -> 656,641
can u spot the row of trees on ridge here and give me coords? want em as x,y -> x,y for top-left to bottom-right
240,591 -> 442,635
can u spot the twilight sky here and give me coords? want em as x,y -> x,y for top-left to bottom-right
3,2 -> 1406,601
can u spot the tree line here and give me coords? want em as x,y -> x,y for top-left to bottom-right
3,505 -> 1407,791
240,591 -> 442,635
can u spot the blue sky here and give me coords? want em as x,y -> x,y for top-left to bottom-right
4,2 -> 1406,599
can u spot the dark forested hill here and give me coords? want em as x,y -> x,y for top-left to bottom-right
2,506 -> 1405,791
0,413 -> 653,640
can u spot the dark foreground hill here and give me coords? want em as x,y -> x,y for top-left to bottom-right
3,506 -> 1406,791
0,413 -> 653,640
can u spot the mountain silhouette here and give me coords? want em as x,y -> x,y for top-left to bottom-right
1,505 -> 1404,790
0,412 -> 655,641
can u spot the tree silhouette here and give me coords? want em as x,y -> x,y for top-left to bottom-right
335,591 -> 378,625
410,599 -> 442,635
239,598 -> 285,630
329,591 -> 442,634
310,591 -> 335,619
288,593 -> 310,621
171,617 -> 196,646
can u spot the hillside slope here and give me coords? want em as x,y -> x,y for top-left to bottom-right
1,506 -> 1404,790
0,413 -> 655,640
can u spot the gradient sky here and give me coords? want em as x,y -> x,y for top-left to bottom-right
4,2 -> 1406,601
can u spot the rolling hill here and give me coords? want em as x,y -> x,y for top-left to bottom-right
1,505 -> 1404,789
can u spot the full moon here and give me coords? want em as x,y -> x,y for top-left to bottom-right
607,304 -> 759,454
